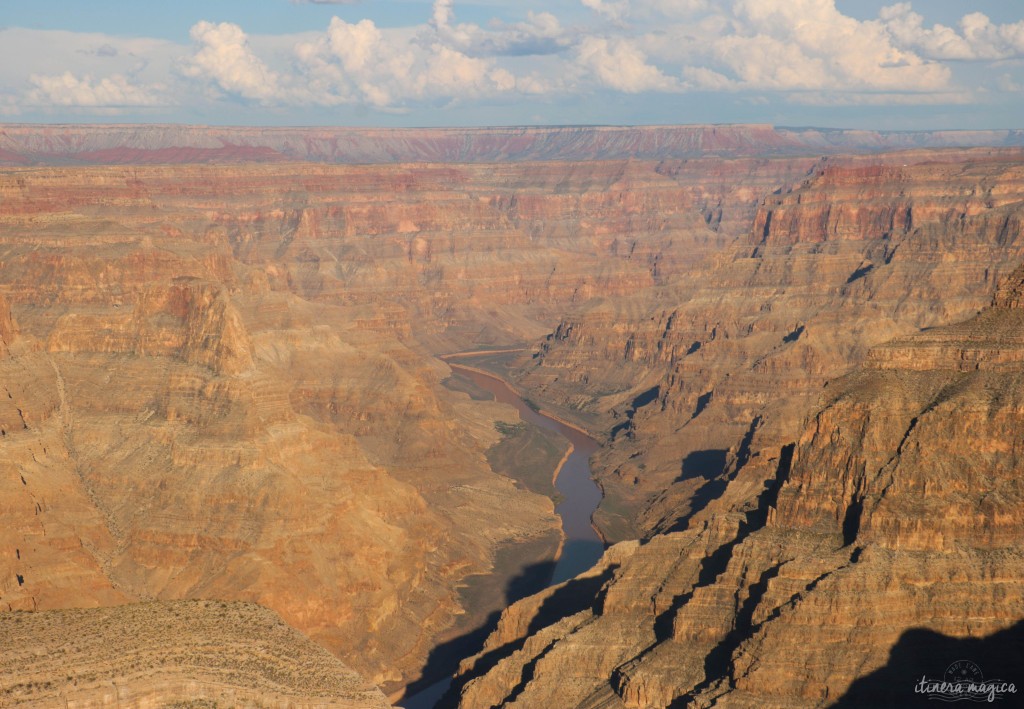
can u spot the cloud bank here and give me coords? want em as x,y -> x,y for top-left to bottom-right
2,0 -> 1023,123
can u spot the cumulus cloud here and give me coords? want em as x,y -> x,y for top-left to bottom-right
183,21 -> 283,102
576,36 -> 678,92
432,1 -> 569,56
581,0 -> 708,23
9,0 -> 1018,121
27,71 -> 164,106
680,0 -> 953,99
76,44 -> 119,58
882,3 -> 1024,61
294,14 -> 528,108
581,0 -> 630,22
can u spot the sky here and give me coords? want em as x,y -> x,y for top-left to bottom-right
1,0 -> 1022,129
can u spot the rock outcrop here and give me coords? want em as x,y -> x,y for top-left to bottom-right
0,600 -> 390,708
3,132 -> 1024,707
453,247 -> 1024,709
0,155 -> 805,696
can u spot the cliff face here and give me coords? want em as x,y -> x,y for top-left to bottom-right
515,149 -> 1024,540
453,249 -> 1024,709
2,124 -> 1024,165
0,156 -> 803,695
4,138 -> 1024,707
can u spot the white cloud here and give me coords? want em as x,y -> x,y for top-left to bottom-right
27,71 -> 164,106
679,0 -> 954,99
576,36 -> 678,92
294,15 -> 529,108
184,21 -> 283,102
432,1 -> 569,57
882,3 -> 1024,61
581,0 -> 630,22
2,0 -> 1022,122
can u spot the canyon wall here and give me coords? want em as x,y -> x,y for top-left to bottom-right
3,130 -> 1023,707
0,155 -> 808,698
454,191 -> 1024,709
513,149 -> 1024,540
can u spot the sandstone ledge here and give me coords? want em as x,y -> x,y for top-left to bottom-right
0,600 -> 390,708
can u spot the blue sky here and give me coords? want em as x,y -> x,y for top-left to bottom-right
1,0 -> 1022,129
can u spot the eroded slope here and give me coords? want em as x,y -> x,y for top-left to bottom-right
514,149 -> 1024,539
0,600 -> 390,708
453,247 -> 1024,709
0,157 -> 801,694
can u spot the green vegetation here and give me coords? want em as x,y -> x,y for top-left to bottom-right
494,421 -> 527,435
487,418 -> 567,500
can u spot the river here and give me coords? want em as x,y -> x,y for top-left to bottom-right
400,363 -> 605,708
447,364 -> 605,584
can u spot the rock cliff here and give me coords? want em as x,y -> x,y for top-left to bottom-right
453,240 -> 1024,709
514,149 -> 1024,540
3,132 -> 1024,707
0,155 -> 797,697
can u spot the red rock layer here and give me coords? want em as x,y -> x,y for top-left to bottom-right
0,156 -> 799,694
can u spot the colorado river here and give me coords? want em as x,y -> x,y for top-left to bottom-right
447,364 -> 605,585
400,362 -> 605,708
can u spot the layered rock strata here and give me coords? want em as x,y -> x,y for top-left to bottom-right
453,254 -> 1024,709
0,155 -> 810,695
4,142 -> 1024,707
514,149 -> 1024,540
3,124 -> 1024,166
0,600 -> 390,708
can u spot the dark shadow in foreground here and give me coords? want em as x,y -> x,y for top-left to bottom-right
399,558 -> 556,709
832,619 -> 1024,707
550,538 -> 605,586
421,561 -> 619,709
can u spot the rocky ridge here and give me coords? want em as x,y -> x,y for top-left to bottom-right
513,149 -> 1024,540
0,155 -> 808,697
2,124 -> 1024,166
453,225 -> 1024,709
0,600 -> 390,708
2,133 -> 1024,707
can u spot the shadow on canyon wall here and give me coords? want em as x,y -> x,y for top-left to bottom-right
832,619 -> 1024,707
400,557 -> 556,707
410,557 -> 616,708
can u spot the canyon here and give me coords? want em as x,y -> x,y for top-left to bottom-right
0,125 -> 1022,707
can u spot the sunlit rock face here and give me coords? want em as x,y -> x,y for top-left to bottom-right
0,155 -> 790,694
4,130 -> 1024,708
517,149 -> 1024,540
453,150 -> 1024,708
0,601 -> 392,708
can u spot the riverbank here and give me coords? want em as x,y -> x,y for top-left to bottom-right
445,363 -> 605,585
400,357 -> 607,708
